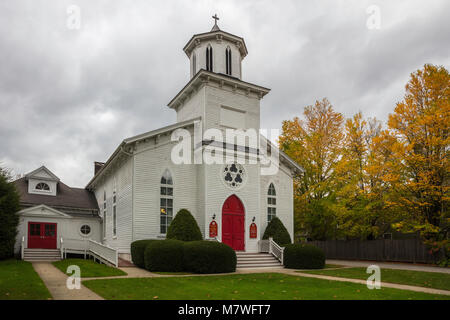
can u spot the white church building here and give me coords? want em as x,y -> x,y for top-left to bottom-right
14,18 -> 302,264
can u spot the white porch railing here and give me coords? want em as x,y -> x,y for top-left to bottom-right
88,240 -> 118,267
60,238 -> 118,267
267,237 -> 285,265
21,236 -> 25,260
59,237 -> 64,259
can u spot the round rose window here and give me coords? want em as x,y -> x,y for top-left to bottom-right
223,163 -> 246,189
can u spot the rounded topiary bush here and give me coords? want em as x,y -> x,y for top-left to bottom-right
183,241 -> 236,274
262,217 -> 292,246
144,239 -> 185,272
283,244 -> 325,269
131,239 -> 159,268
166,209 -> 203,241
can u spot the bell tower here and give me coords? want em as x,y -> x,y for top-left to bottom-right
169,16 -> 270,132
183,14 -> 248,79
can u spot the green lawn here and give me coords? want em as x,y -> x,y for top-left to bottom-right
0,259 -> 51,300
299,267 -> 450,291
52,259 -> 127,278
83,273 -> 449,300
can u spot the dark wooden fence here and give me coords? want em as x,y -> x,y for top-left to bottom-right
307,239 -> 436,264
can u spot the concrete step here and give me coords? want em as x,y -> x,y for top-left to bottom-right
24,249 -> 61,261
24,250 -> 60,253
236,252 -> 282,268
237,256 -> 278,261
237,263 -> 282,268
24,254 -> 61,257
24,256 -> 61,261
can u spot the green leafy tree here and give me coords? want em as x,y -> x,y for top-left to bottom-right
0,168 -> 21,259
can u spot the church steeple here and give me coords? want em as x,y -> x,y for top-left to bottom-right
183,16 -> 248,79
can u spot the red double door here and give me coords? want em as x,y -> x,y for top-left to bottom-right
222,195 -> 245,251
28,222 -> 57,249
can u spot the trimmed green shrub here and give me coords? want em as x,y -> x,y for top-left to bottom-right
183,241 -> 236,274
144,239 -> 184,272
284,243 -> 325,269
262,217 -> 291,246
130,240 -> 159,268
0,170 -> 20,260
166,209 -> 203,241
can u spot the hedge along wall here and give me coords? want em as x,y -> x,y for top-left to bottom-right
130,240 -> 159,268
144,239 -> 185,272
283,244 -> 325,269
183,241 -> 237,274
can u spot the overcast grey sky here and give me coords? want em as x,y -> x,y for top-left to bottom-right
1,0 -> 449,187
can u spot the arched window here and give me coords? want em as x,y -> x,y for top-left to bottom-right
160,169 -> 173,234
35,182 -> 50,191
225,46 -> 232,76
206,45 -> 213,72
267,183 -> 276,222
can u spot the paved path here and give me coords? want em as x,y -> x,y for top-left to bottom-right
326,259 -> 450,274
282,269 -> 450,296
32,262 -> 103,300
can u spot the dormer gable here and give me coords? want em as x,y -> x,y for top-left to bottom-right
25,166 -> 60,196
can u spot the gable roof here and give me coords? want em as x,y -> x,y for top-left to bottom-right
25,165 -> 60,182
13,177 -> 99,213
19,204 -> 72,218
259,135 -> 304,174
85,117 -> 201,189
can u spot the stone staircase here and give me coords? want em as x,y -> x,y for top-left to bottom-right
236,252 -> 283,268
23,249 -> 61,262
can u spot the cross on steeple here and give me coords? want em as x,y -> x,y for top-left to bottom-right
212,13 -> 219,24
211,14 -> 220,31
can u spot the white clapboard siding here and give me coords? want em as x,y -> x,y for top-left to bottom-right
204,163 -> 261,252
260,162 -> 294,241
94,157 -> 133,253
133,136 -> 198,241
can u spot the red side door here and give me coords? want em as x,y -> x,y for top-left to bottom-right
28,222 -> 57,249
222,195 -> 245,251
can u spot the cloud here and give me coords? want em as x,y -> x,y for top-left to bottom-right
0,0 -> 449,186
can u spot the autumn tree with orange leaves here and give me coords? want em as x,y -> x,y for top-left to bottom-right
279,98 -> 344,240
333,113 -> 397,240
386,64 -> 449,261
279,64 -> 449,263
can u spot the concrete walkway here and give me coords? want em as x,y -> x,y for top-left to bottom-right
32,262 -> 103,300
282,269 -> 450,296
326,259 -> 450,274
